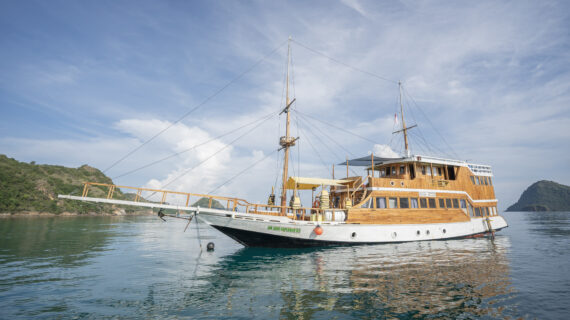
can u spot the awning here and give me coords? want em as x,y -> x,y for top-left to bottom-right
285,177 -> 350,190
338,156 -> 404,167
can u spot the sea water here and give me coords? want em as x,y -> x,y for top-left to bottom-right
0,211 -> 569,319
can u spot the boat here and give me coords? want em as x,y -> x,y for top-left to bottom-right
59,39 -> 508,247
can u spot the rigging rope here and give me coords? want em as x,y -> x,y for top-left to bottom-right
291,40 -> 398,85
295,110 -> 379,145
208,149 -> 279,195
154,112 -> 277,193
112,111 -> 277,180
102,39 -> 288,174
402,86 -> 460,159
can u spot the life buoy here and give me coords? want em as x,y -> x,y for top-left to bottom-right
313,199 -> 320,208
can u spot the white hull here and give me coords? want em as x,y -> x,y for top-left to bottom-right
196,207 -> 508,247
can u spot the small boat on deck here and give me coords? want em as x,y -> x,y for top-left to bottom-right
59,39 -> 507,247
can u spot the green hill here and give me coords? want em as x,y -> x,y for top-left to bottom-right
506,180 -> 570,212
0,155 -> 147,215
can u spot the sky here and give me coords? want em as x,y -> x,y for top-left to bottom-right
1,0 -> 569,210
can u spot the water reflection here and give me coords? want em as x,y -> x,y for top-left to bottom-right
184,237 -> 515,319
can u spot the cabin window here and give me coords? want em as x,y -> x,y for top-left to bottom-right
422,166 -> 426,175
376,197 -> 386,209
485,207 -> 490,216
380,168 -> 386,177
400,198 -> 409,208
447,166 -> 457,180
389,198 -> 398,208
391,167 -> 396,175
452,199 -> 459,208
489,178 -> 493,185
475,207 -> 481,216
468,203 -> 474,217
475,177 -> 480,185
411,198 -> 419,208
426,166 -> 432,176
460,199 -> 466,208
420,198 -> 427,208
399,166 -> 405,175
445,198 -> 452,208
470,176 -> 475,184
432,167 -> 438,176
361,198 -> 372,208
439,198 -> 445,208
385,168 -> 390,176
428,198 -> 436,208
438,167 -> 443,176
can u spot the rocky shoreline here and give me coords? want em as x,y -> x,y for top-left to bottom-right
0,209 -> 155,218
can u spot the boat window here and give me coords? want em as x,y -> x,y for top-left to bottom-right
439,198 -> 445,208
376,197 -> 386,209
438,167 -> 443,176
420,198 -> 427,208
389,197 -> 398,208
385,168 -> 390,176
409,164 -> 416,179
489,177 -> 493,186
452,199 -> 459,208
392,167 -> 396,175
400,198 -> 409,208
485,207 -> 489,216
411,198 -> 419,208
460,199 -> 466,208
361,198 -> 371,208
422,166 -> 426,175
445,199 -> 452,208
432,167 -> 438,176
426,166 -> 432,176
475,207 -> 481,216
468,203 -> 474,217
380,168 -> 386,177
475,177 -> 480,185
428,198 -> 436,208
447,166 -> 456,180
399,166 -> 405,175
470,176 -> 475,184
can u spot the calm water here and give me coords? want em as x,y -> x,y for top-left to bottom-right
0,212 -> 569,319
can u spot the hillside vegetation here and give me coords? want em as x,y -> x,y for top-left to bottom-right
507,180 -> 570,212
0,154 -> 225,215
0,155 -> 144,214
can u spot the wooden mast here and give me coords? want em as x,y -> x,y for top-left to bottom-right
399,81 -> 410,157
280,37 -> 294,212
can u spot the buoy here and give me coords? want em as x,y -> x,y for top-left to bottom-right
314,226 -> 323,235
206,242 -> 215,251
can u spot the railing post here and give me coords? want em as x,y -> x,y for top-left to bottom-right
185,194 -> 190,207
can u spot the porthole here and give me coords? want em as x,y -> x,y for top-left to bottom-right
400,182 -> 405,186
390,181 -> 395,186
351,232 -> 357,238
392,232 -> 397,238
416,230 -> 421,236
443,229 -> 446,234
426,230 -> 430,235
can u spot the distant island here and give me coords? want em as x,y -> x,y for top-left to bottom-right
0,154 -> 222,216
507,180 -> 570,212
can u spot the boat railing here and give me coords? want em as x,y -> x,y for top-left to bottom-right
79,182 -> 347,222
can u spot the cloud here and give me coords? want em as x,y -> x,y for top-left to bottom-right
1,0 -> 570,210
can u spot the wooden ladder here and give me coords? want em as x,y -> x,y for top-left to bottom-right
485,217 -> 495,239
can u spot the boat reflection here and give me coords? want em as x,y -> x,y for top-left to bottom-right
203,237 -> 515,319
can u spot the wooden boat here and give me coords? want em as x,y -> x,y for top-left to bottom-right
59,39 -> 507,247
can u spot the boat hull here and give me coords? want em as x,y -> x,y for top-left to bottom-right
196,208 -> 508,248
